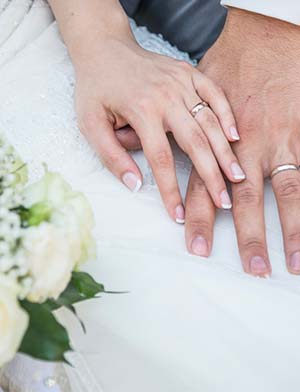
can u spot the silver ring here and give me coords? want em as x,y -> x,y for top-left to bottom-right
190,101 -> 209,118
270,164 -> 300,179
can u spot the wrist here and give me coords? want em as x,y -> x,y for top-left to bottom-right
61,8 -> 135,65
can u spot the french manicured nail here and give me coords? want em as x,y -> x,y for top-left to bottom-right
250,256 -> 268,275
122,172 -> 142,193
220,190 -> 232,209
289,251 -> 300,273
175,204 -> 185,224
230,126 -> 240,141
191,236 -> 209,257
231,162 -> 246,180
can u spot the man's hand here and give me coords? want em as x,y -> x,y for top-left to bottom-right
190,7 -> 300,276
115,8 -> 300,277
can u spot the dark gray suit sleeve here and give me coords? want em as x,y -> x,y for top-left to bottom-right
120,0 -> 227,61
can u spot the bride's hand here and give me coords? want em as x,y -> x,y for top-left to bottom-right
73,36 -> 245,223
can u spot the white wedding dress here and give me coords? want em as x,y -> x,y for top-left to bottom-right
1,1 -> 300,391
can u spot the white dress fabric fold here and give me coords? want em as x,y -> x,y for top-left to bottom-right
1,1 -> 300,391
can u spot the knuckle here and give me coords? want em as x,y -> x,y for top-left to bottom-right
187,187 -> 208,207
220,148 -> 235,163
79,110 -> 106,133
188,178 -> 206,199
103,149 -> 124,168
127,99 -> 156,124
276,177 -> 300,200
234,185 -> 262,206
135,95 -> 154,114
187,217 -> 211,233
216,105 -> 233,120
188,129 -> 209,153
210,171 -> 224,188
287,231 -> 300,244
240,237 -> 265,251
164,189 -> 182,206
202,110 -> 219,128
157,84 -> 178,105
152,149 -> 173,169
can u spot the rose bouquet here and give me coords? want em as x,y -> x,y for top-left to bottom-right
0,133 -> 104,367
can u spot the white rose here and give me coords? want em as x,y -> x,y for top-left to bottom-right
22,223 -> 74,303
0,274 -> 29,367
52,193 -> 96,266
24,172 -> 96,266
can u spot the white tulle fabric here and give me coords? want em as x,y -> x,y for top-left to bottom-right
1,1 -> 300,391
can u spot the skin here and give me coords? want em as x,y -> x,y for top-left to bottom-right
50,1 -> 300,277
195,8 -> 300,277
195,9 -> 300,276
48,0 -> 246,226
117,8 -> 300,277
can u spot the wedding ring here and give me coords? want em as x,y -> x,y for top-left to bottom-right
270,164 -> 300,179
190,101 -> 209,118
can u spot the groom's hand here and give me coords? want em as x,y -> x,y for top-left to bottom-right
191,7 -> 300,276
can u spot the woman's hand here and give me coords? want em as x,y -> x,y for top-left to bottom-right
49,0 -> 245,223
73,35 -> 246,223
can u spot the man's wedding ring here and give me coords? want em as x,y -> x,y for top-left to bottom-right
190,101 -> 209,118
270,164 -> 300,179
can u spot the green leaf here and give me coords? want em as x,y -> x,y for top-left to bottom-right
43,272 -> 105,333
71,271 -> 105,298
66,304 -> 87,334
19,301 -> 72,363
46,272 -> 105,310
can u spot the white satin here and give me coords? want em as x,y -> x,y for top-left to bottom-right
1,1 -> 300,391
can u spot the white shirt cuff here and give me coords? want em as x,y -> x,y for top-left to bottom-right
221,0 -> 300,25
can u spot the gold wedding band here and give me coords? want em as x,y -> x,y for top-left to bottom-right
270,164 -> 300,179
190,101 -> 209,118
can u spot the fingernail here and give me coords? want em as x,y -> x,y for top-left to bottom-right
250,256 -> 268,275
220,190 -> 232,209
231,162 -> 246,180
116,127 -> 131,135
191,236 -> 209,257
175,204 -> 185,224
289,251 -> 300,273
230,126 -> 240,141
122,172 -> 142,193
